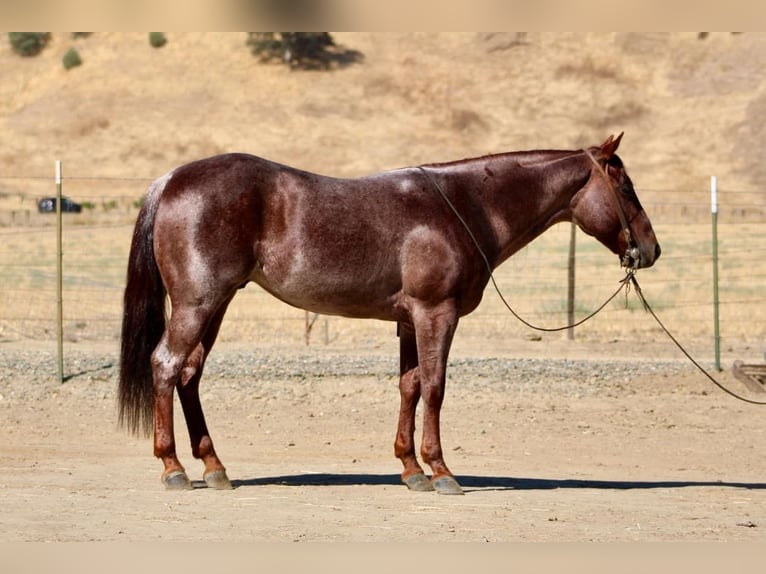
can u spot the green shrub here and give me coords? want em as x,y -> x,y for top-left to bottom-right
9,32 -> 50,57
62,48 -> 82,70
149,32 -> 167,48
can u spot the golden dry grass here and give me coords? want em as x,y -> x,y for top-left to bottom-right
2,33 -> 766,191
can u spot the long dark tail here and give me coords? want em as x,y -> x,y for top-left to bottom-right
118,175 -> 168,437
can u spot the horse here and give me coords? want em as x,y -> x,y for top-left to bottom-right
118,133 -> 660,495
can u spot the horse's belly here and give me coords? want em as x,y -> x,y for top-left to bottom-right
251,267 -> 402,321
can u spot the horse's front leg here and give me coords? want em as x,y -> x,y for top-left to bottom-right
395,323 -> 434,492
412,300 -> 464,495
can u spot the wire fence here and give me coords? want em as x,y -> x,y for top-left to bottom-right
0,172 -> 764,363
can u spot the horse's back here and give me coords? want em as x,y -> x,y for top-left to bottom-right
151,153 -> 435,319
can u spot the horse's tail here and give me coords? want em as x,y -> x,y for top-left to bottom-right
118,174 -> 169,437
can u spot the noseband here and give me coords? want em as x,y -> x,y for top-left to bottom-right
582,148 -> 639,268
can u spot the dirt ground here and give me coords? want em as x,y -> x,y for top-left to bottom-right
2,336 -> 766,543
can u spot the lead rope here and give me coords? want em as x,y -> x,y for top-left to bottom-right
419,165 -> 766,405
627,274 -> 766,405
417,165 -> 630,333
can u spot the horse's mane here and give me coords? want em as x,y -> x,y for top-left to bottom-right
420,148 -> 581,170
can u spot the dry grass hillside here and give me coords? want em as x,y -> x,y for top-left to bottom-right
2,32 -> 766,358
1,32 -> 766,201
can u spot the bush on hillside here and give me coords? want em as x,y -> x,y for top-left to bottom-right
62,48 -> 82,70
149,32 -> 167,48
9,32 -> 50,57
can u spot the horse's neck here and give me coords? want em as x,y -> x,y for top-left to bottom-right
474,151 -> 587,266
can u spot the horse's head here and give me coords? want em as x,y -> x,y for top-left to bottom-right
571,133 -> 660,270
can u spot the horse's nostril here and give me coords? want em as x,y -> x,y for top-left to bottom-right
655,244 -> 662,260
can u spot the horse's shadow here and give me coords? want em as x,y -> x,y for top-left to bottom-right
228,473 -> 766,492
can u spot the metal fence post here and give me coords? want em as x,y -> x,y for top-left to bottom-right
56,160 -> 64,383
711,175 -> 721,371
567,222 -> 576,340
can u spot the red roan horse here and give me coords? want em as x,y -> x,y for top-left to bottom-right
119,134 -> 660,494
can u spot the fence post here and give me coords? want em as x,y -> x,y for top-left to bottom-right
711,175 -> 721,371
56,160 -> 64,383
567,222 -> 576,340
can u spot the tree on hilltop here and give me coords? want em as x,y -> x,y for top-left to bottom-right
247,33 -> 361,70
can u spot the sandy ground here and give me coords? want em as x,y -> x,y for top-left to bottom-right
2,337 -> 766,543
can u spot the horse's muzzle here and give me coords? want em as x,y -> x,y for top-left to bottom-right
625,242 -> 661,269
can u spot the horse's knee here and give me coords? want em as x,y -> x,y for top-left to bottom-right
420,380 -> 445,409
399,366 -> 420,395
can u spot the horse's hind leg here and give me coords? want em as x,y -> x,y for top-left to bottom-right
151,301 -> 225,490
176,295 -> 235,490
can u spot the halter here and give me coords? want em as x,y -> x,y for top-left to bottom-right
582,148 -> 640,268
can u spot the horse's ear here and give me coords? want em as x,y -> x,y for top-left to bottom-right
598,132 -> 624,160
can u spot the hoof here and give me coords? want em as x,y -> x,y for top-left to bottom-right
433,475 -> 464,495
204,469 -> 233,490
403,473 -> 435,492
163,470 -> 192,491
